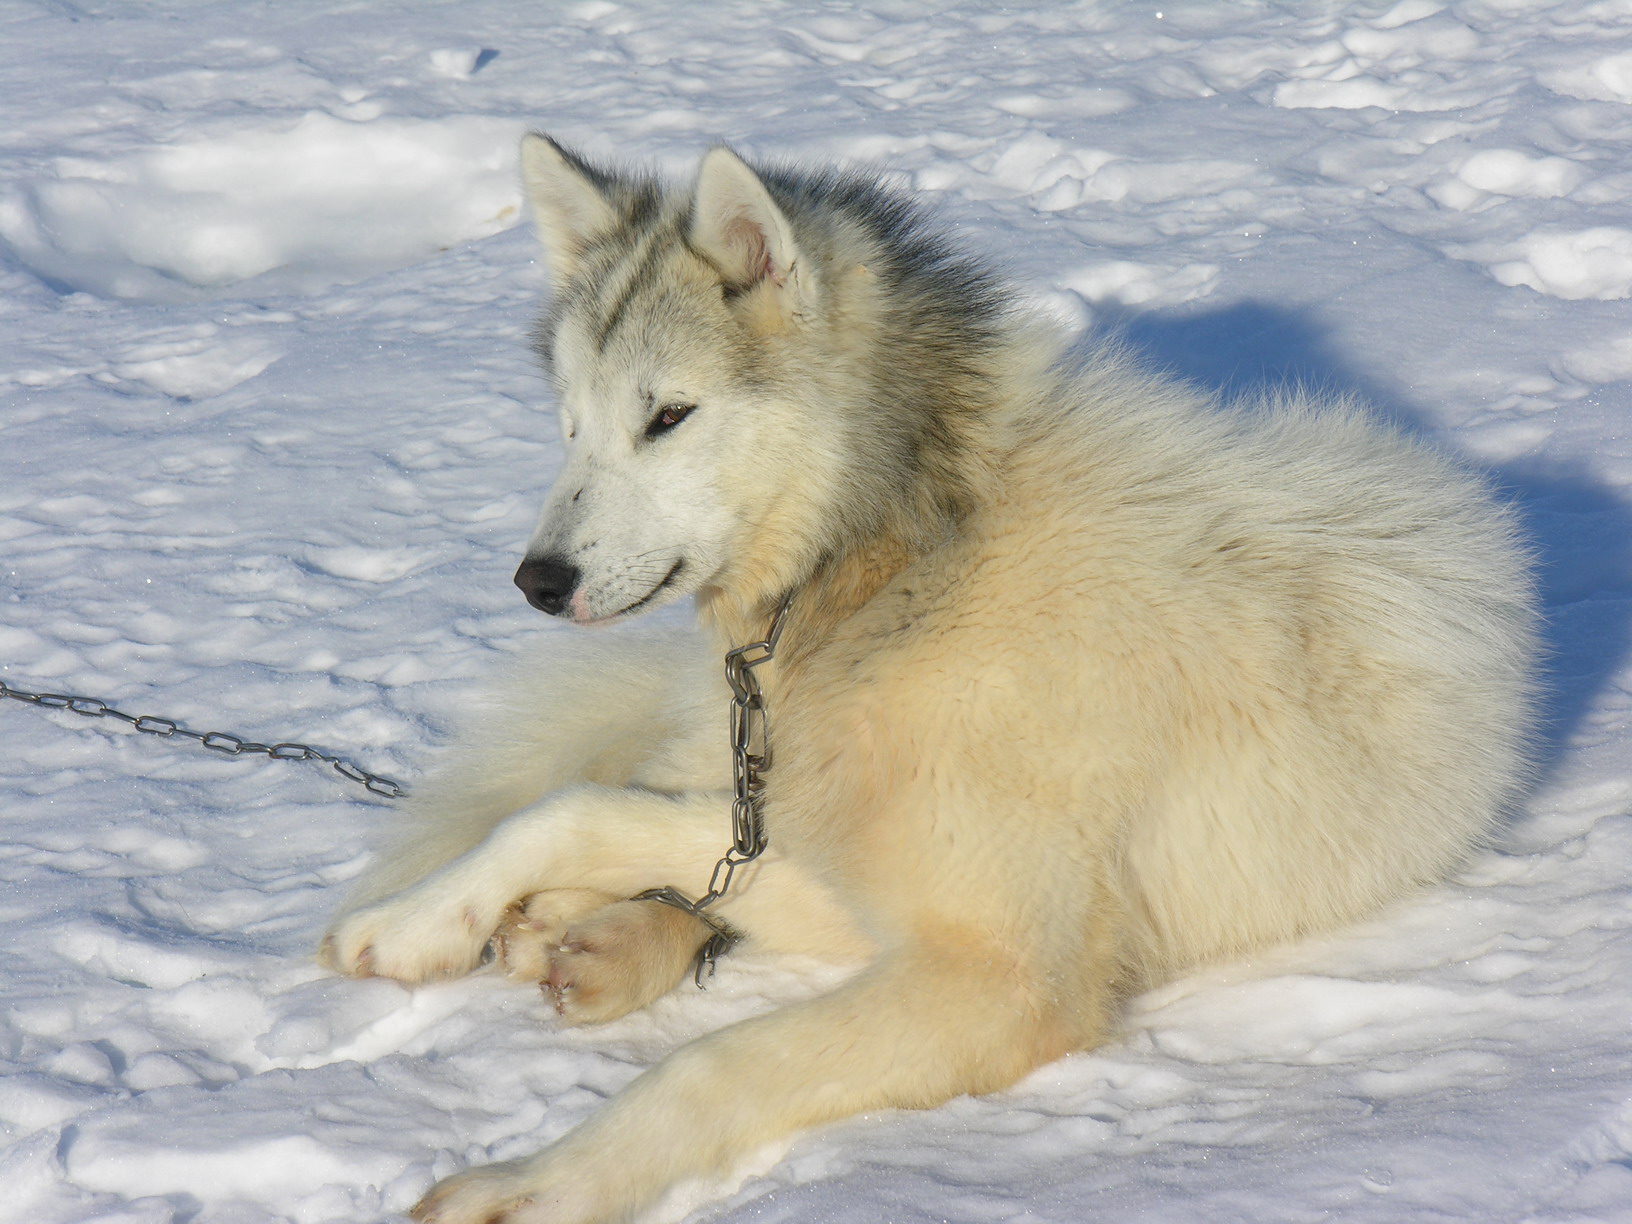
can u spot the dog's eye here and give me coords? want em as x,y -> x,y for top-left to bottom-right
645,402 -> 695,438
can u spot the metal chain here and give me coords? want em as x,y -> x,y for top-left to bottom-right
635,591 -> 794,986
0,677 -> 407,798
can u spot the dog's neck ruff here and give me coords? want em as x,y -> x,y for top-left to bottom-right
634,590 -> 795,984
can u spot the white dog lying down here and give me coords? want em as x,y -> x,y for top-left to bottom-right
321,137 -> 1537,1224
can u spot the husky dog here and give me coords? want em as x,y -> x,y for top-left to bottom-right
321,137 -> 1537,1224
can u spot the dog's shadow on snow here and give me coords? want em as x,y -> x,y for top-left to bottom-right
1091,299 -> 1632,802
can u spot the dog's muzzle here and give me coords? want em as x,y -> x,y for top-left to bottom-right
514,554 -> 581,616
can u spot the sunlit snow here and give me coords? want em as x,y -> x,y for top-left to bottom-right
3,3 -> 1631,1223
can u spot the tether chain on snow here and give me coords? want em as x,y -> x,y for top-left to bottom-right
0,678 -> 407,798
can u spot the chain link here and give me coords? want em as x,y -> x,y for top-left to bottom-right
635,592 -> 793,986
0,677 -> 407,798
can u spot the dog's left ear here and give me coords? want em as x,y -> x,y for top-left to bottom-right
690,147 -> 805,302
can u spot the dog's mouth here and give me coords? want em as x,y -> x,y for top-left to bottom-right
581,559 -> 686,624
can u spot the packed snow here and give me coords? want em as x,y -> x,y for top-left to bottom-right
3,2 -> 1631,1222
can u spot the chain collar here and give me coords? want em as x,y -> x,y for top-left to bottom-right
635,590 -> 794,985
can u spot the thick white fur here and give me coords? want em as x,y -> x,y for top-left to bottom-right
321,140 -> 1536,1224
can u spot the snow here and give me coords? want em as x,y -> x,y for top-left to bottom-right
1447,226 -> 1632,300
0,112 -> 526,302
1,2 -> 1630,1223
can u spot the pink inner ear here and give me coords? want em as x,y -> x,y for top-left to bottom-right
724,212 -> 784,287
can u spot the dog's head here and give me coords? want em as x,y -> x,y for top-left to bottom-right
510,138 -> 1007,626
512,137 -> 853,624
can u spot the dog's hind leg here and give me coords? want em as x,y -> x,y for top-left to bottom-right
411,927 -> 1097,1224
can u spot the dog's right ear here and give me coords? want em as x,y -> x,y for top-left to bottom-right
519,134 -> 618,281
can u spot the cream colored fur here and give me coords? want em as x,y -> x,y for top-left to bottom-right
320,139 -> 1537,1224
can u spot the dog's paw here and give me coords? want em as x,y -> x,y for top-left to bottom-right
411,1159 -> 539,1224
412,1157 -> 606,1224
320,891 -> 497,985
492,889 -> 617,983
543,899 -> 711,1025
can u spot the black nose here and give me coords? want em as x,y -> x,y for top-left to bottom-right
514,555 -> 581,616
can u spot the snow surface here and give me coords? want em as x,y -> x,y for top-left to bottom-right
3,2 -> 1631,1222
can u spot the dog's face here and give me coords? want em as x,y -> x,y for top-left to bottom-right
520,275 -> 755,624
513,138 -> 839,624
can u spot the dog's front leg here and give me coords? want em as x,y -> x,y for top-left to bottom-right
411,929 -> 1093,1224
321,783 -> 733,983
